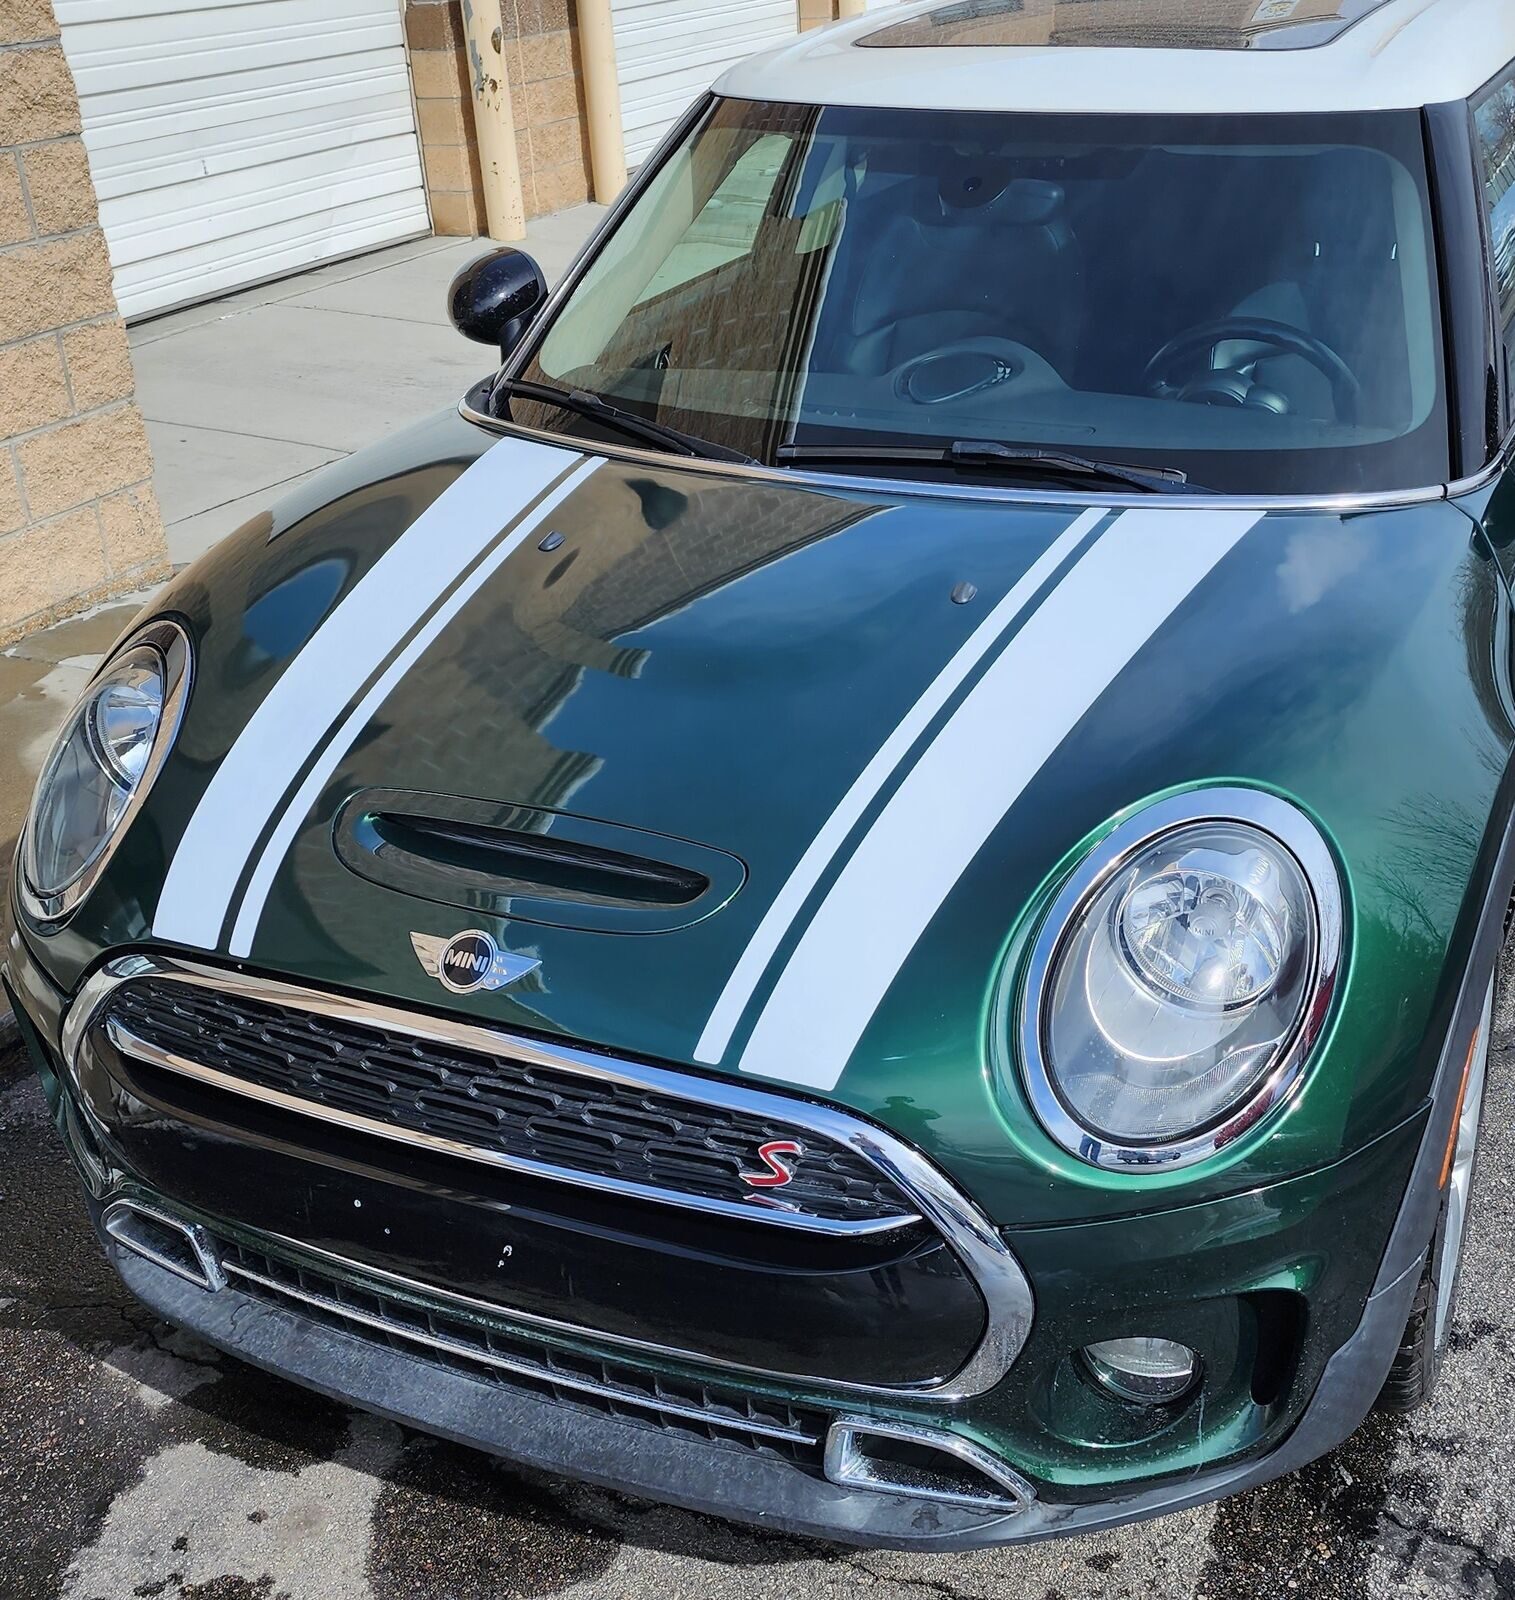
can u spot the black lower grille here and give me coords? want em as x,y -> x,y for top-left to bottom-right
216,1234 -> 829,1466
105,978 -> 912,1227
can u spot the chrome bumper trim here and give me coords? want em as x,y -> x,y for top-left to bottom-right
825,1417 -> 1037,1515
103,1197 -> 225,1292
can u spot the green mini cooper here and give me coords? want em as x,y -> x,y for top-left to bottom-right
9,0 -> 1515,1550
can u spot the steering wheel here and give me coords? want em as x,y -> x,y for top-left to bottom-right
1142,317 -> 1361,425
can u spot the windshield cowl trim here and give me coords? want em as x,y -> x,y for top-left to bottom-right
458,394 -> 1451,514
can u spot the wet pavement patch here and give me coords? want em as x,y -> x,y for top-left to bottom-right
366,1438 -> 621,1599
1197,1415 -> 1413,1599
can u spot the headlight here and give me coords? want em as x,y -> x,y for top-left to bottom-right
19,620 -> 191,924
1016,789 -> 1343,1169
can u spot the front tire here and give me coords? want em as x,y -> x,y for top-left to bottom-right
1376,1255 -> 1438,1414
1375,973 -> 1494,1414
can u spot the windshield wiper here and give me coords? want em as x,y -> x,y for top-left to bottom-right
775,440 -> 1202,494
494,378 -> 758,465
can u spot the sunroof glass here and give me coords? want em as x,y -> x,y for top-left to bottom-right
856,0 -> 1399,53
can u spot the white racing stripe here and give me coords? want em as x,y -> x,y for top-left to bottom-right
225,454 -> 602,958
153,436 -> 591,952
693,505 -> 1108,1066
736,507 -> 1263,1090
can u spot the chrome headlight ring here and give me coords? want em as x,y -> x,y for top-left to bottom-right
1015,788 -> 1345,1172
18,618 -> 192,928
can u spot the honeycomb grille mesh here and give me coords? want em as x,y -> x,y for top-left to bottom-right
106,979 -> 913,1225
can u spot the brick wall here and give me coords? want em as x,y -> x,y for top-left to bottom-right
0,0 -> 168,648
405,0 -> 592,236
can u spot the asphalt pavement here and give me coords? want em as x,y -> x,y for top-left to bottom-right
1,978 -> 1511,1600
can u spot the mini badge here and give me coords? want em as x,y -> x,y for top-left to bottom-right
410,930 -> 540,994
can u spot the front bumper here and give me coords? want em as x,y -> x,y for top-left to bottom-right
82,1191 -> 1424,1550
3,926 -> 1445,1549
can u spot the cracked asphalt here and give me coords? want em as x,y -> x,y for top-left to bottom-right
1,983 -> 1512,1600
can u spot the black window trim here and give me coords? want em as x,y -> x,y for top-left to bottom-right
1425,98 -> 1504,479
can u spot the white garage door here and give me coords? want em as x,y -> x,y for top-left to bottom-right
610,0 -> 798,167
56,0 -> 430,321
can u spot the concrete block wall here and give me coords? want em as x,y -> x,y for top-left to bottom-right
0,0 -> 169,648
405,0 -> 593,236
507,3 -> 593,218
405,1 -> 487,235
799,0 -> 844,29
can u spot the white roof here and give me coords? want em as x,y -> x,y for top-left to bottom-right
716,0 -> 1514,116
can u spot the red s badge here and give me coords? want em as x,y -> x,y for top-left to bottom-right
740,1139 -> 803,1189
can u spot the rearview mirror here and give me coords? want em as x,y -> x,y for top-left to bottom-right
448,247 -> 549,359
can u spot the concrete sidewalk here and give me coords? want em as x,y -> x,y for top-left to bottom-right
0,206 -> 604,993
133,204 -> 604,565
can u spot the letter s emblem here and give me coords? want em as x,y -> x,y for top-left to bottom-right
740,1139 -> 803,1189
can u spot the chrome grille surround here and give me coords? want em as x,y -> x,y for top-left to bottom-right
65,954 -> 1035,1401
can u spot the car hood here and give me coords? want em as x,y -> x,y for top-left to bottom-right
70,410 -> 1514,1220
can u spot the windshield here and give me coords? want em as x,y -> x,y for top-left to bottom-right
507,98 -> 1449,496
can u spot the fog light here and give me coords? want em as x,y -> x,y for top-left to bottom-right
1080,1338 -> 1199,1405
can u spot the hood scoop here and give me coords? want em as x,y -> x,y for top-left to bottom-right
334,789 -> 746,934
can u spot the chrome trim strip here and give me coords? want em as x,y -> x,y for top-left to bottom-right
103,1015 -> 916,1240
1447,423 -> 1515,500
63,953 -> 154,1066
103,1198 -> 226,1292
65,955 -> 1035,1400
18,621 -> 193,928
457,399 -> 1452,514
1435,973 -> 1493,1349
219,1258 -> 821,1446
1009,787 -> 1345,1173
824,1417 -> 1036,1515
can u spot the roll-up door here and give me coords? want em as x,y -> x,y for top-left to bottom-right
56,0 -> 431,320
609,0 -> 799,167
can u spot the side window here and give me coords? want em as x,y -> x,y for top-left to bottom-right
1474,64 -> 1515,343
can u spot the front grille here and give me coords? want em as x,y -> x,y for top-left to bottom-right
215,1233 -> 829,1466
105,979 -> 914,1226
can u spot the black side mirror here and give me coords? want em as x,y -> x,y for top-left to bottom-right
448,247 -> 548,359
